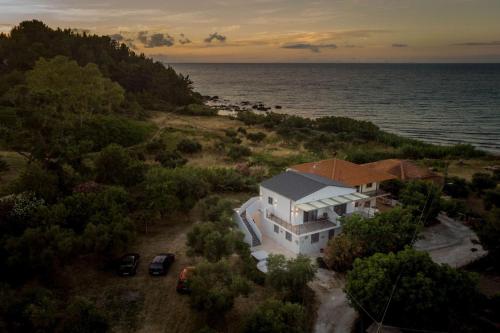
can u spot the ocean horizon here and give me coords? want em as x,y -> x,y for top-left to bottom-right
171,63 -> 500,155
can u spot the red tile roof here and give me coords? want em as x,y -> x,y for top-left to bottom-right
362,159 -> 441,182
289,158 -> 396,187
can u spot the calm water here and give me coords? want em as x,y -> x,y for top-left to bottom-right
171,63 -> 500,154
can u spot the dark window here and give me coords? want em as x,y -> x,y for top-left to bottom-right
274,224 -> 279,233
364,201 -> 371,208
268,197 -> 273,205
311,233 -> 319,243
328,229 -> 336,240
303,210 -> 318,223
334,204 -> 347,216
366,182 -> 373,188
285,232 -> 292,241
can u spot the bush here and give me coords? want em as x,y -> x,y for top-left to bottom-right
0,157 -> 9,173
11,163 -> 60,203
484,189 -> 500,210
443,176 -> 469,198
60,297 -> 109,333
246,132 -> 266,143
243,299 -> 307,333
178,104 -> 217,116
186,223 -> 245,262
189,260 -> 250,315
224,129 -> 238,138
323,234 -> 363,272
227,145 -> 251,161
266,254 -> 316,302
478,208 -> 500,264
471,173 -> 497,192
155,150 -> 187,168
201,167 -> 256,192
177,138 -> 202,154
440,198 -> 467,218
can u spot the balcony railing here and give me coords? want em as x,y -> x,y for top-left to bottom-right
360,189 -> 389,198
265,210 -> 337,235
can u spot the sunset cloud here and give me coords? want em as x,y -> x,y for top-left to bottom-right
204,32 -> 227,43
281,43 -> 337,53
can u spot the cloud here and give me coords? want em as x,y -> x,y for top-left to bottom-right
146,33 -> 174,47
281,43 -> 337,53
179,33 -> 191,45
392,43 -> 408,48
136,31 -> 174,48
452,41 -> 500,46
204,32 -> 227,43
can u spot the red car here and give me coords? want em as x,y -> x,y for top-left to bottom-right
176,266 -> 195,294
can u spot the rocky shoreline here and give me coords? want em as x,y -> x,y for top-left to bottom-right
203,95 -> 282,113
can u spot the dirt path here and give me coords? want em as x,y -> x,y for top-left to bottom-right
310,269 -> 357,333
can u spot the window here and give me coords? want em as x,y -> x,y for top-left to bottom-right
274,224 -> 279,234
328,229 -> 336,240
303,210 -> 318,223
366,182 -> 373,188
285,232 -> 292,242
311,233 -> 319,244
268,196 -> 273,205
364,201 -> 371,208
334,204 -> 347,216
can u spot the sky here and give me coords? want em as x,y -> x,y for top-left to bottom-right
1,0 -> 500,63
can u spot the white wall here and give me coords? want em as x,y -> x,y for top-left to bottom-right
359,182 -> 379,193
261,216 -> 300,253
260,187 -> 292,223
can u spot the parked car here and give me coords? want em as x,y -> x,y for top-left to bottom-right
176,266 -> 195,293
149,253 -> 175,276
118,253 -> 140,276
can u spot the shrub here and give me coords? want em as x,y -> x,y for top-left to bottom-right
443,176 -> 469,198
478,208 -> 500,264
243,299 -> 307,333
60,297 -> 109,333
323,234 -> 363,272
201,168 -> 255,192
440,198 -> 467,218
227,145 -> 251,161
155,150 -> 187,168
224,129 -> 238,138
246,132 -> 266,143
189,260 -> 250,315
471,172 -> 496,192
11,163 -> 60,203
484,189 -> 500,210
177,138 -> 202,154
266,254 -> 316,302
178,104 -> 217,116
0,157 -> 9,173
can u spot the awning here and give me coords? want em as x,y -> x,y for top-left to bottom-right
295,192 -> 370,212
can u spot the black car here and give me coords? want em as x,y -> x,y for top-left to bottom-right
149,253 -> 175,276
118,253 -> 140,276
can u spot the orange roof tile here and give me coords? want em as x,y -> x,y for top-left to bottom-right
289,158 -> 396,187
362,159 -> 439,181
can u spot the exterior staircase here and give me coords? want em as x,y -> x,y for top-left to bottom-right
240,210 -> 261,247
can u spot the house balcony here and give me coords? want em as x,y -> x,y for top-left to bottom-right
265,210 -> 337,235
360,189 -> 389,198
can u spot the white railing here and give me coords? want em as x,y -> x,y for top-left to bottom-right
234,196 -> 262,244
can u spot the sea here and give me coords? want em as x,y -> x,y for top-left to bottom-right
170,63 -> 500,155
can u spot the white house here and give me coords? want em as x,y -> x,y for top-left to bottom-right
235,170 -> 370,256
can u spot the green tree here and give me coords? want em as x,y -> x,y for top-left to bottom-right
243,299 -> 307,333
94,144 -> 144,186
345,248 -> 478,331
399,180 -> 441,225
477,208 -> 500,265
266,254 -> 316,302
189,260 -> 250,315
325,208 -> 420,271
186,223 -> 245,262
60,297 -> 109,333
